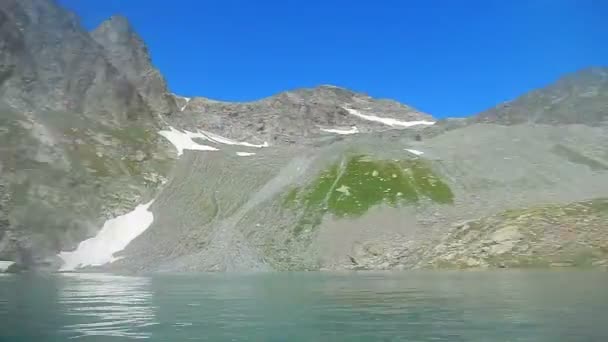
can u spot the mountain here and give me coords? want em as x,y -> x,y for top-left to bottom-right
0,0 -> 435,270
0,0 -> 175,269
473,67 -> 608,125
171,85 -> 435,145
113,67 -> 608,272
0,0 -> 150,122
0,1 -> 607,272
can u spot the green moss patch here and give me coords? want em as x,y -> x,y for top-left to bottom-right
283,154 -> 453,233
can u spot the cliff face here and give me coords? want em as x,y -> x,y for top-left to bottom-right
91,15 -> 178,116
0,0 -> 175,268
0,0 -> 155,123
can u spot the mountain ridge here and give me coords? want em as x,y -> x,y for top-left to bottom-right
472,66 -> 608,125
170,83 -> 435,145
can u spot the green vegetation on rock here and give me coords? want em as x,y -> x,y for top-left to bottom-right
283,154 -> 453,233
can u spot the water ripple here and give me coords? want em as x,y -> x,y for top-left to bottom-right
58,273 -> 157,339
2,271 -> 608,341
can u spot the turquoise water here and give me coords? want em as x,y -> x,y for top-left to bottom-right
1,271 -> 607,341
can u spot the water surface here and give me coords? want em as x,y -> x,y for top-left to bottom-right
1,271 -> 607,341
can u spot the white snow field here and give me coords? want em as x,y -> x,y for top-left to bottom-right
320,126 -> 359,135
158,127 -> 218,156
405,148 -> 425,156
343,107 -> 435,128
236,152 -> 256,157
58,201 -> 155,271
0,261 -> 15,272
179,96 -> 191,111
199,130 -> 269,148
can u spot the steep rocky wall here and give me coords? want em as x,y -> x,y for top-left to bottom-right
0,0 -> 176,268
91,15 -> 177,116
0,0 -> 152,123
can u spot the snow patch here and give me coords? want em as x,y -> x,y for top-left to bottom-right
320,126 -> 359,135
158,127 -> 218,156
172,94 -> 191,112
236,152 -> 256,157
343,107 -> 436,128
58,201 -> 155,271
0,261 -> 15,272
199,130 -> 269,148
179,97 -> 191,111
159,127 -> 268,155
405,149 -> 424,156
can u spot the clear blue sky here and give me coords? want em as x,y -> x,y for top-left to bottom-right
59,0 -> 607,118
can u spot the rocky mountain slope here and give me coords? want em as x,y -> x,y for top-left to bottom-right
420,198 -> 608,269
116,69 -> 608,272
0,0 -> 435,270
473,67 -> 608,125
1,0 -> 606,272
0,0 -> 175,268
111,123 -> 608,272
91,15 -> 178,116
170,85 -> 434,145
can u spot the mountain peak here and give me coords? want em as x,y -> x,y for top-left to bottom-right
103,14 -> 132,28
92,15 -> 177,115
92,15 -> 139,46
473,67 -> 608,125
91,15 -> 147,67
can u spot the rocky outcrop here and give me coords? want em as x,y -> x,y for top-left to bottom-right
420,199 -> 608,269
91,15 -> 177,116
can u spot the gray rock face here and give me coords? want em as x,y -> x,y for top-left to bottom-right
0,0 -> 175,269
91,15 -> 178,116
473,67 -> 608,125
0,0 -> 153,123
171,85 -> 434,144
419,199 -> 608,269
